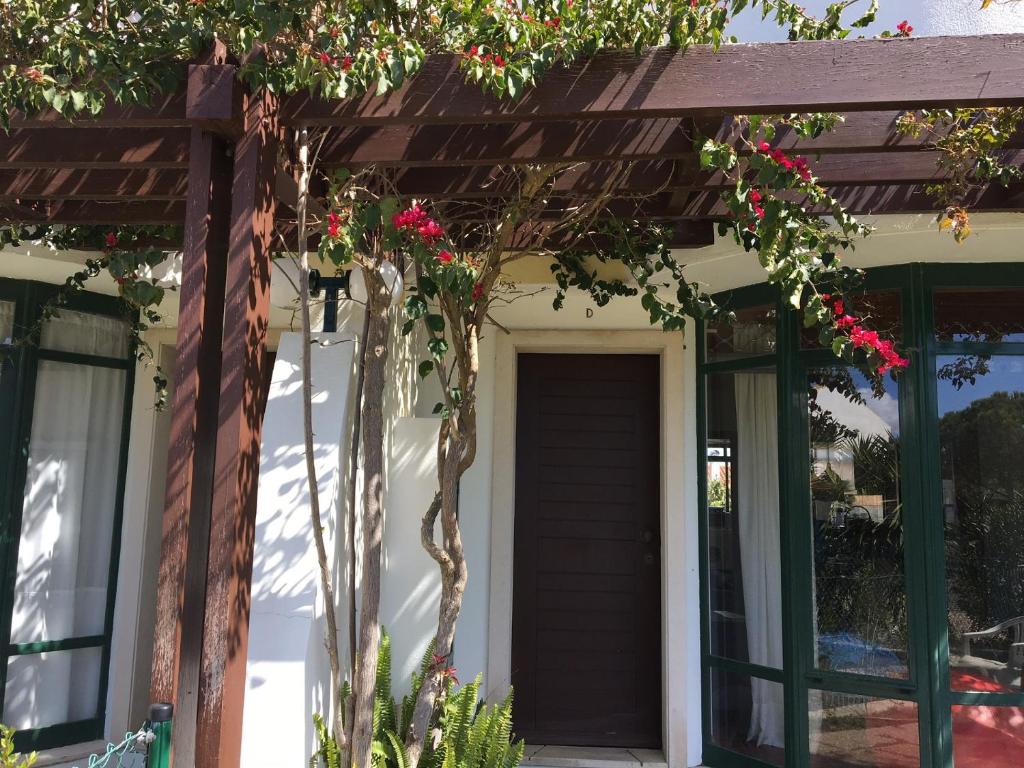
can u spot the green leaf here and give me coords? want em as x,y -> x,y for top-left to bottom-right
426,313 -> 445,333
418,360 -> 434,378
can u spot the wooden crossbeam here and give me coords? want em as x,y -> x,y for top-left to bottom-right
319,113 -> 1024,168
366,151 -> 1008,199
0,168 -> 188,200
0,199 -> 185,223
8,90 -> 188,128
0,128 -> 189,169
284,35 -> 1024,127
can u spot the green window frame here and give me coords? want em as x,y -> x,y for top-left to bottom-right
697,262 -> 1024,768
0,278 -> 136,752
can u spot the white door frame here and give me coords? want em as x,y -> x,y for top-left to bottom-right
485,329 -> 702,768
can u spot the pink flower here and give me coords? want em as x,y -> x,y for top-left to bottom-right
835,314 -> 857,329
753,205 -> 765,220
896,20 -> 913,37
758,141 -> 771,153
749,189 -> 762,204
437,249 -> 454,264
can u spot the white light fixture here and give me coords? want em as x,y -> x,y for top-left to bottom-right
347,261 -> 404,307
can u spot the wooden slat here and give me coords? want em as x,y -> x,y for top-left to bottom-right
196,85 -> 279,768
284,35 -> 1024,127
0,168 -> 188,200
8,90 -> 189,128
677,182 -> 1024,218
0,128 -> 190,169
0,199 -> 184,223
320,112 -> 1024,168
371,151 -> 1002,199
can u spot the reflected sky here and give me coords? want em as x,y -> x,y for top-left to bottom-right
938,357 -> 1024,415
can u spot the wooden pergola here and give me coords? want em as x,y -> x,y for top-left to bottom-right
2,32 -> 1023,768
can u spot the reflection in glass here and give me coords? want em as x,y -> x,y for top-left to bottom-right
808,368 -> 908,678
705,304 -> 776,361
934,288 -> 1024,343
3,647 -> 103,729
710,669 -> 785,766
808,693 -> 919,768
939,355 -> 1024,692
0,300 -> 13,345
707,370 -> 783,676
951,705 -> 1024,767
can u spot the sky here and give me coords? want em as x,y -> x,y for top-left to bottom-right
725,1 -> 930,43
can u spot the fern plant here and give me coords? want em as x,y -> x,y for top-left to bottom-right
312,634 -> 524,768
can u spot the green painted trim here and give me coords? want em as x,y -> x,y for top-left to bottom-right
701,353 -> 780,374
12,718 -> 102,753
706,655 -> 786,684
703,743 -> 785,768
7,634 -> 106,655
36,349 -> 133,369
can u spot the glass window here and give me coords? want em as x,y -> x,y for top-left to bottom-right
808,368 -> 908,679
710,668 -> 785,765
705,304 -> 776,361
10,361 -> 127,644
0,300 -> 13,346
938,355 -> 1024,692
3,647 -> 103,730
40,308 -> 129,358
934,288 -> 1024,343
808,692 -> 919,768
706,369 -> 782,669
951,705 -> 1024,767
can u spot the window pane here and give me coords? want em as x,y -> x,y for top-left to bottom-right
10,361 -> 126,644
935,288 -> 1024,343
808,368 -> 909,679
705,304 -> 777,361
3,647 -> 103,729
951,705 -> 1024,767
40,308 -> 129,358
0,300 -> 13,345
706,370 -> 782,669
939,355 -> 1024,692
808,693 -> 919,768
802,291 -> 903,349
710,668 -> 785,766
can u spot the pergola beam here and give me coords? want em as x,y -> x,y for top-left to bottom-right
318,113 -> 1024,168
0,128 -> 189,169
284,35 -> 1024,127
0,168 -> 187,200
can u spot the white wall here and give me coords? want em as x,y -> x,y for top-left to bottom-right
241,332 -> 358,768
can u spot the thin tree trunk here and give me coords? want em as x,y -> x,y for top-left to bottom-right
295,129 -> 347,750
349,269 -> 391,768
347,306 -> 371,676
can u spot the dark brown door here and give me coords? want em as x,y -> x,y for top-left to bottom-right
511,353 -> 662,749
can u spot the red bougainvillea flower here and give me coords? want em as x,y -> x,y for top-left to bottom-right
341,55 -> 353,71
436,249 -> 454,264
472,283 -> 484,302
493,54 -> 506,68
326,211 -> 342,238
104,232 -> 118,249
757,140 -> 772,153
691,0 -> 699,7
896,20 -> 913,37
749,189 -> 762,204
318,51 -> 333,65
394,205 -> 445,245
544,18 -> 561,28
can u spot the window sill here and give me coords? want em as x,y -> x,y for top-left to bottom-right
30,740 -> 109,768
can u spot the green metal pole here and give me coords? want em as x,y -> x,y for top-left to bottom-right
148,703 -> 173,768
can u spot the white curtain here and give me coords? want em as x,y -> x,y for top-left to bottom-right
735,372 -> 785,749
3,310 -> 128,730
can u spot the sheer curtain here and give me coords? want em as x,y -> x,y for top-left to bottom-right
735,372 -> 785,749
3,310 -> 128,730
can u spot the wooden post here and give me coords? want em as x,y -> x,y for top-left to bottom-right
194,84 -> 279,768
150,42 -> 237,768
